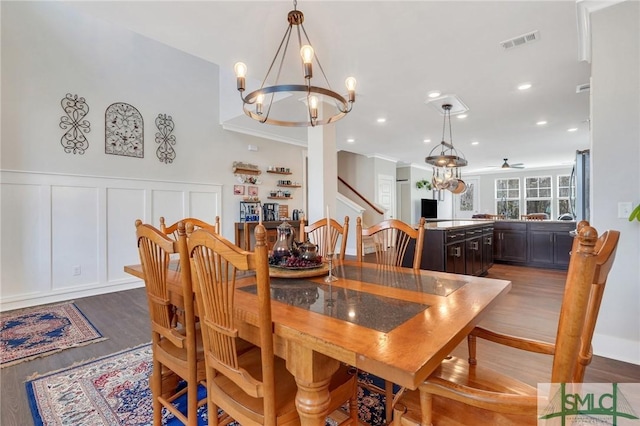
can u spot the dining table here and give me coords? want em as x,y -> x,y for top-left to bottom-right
124,259 -> 511,426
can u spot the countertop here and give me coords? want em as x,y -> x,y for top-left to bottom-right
421,219 -> 576,230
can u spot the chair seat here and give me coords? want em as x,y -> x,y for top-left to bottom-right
394,357 -> 538,426
211,347 -> 356,425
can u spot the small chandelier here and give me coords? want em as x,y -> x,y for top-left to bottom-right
426,104 -> 468,191
234,1 -> 356,127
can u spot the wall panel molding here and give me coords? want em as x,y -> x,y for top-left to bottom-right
0,170 -> 222,311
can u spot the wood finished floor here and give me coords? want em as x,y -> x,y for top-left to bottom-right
1,263 -> 639,425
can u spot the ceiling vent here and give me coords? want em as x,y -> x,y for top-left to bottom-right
576,83 -> 591,93
500,30 -> 540,50
425,94 -> 469,115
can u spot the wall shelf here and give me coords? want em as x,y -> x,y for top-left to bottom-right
268,196 -> 293,200
233,167 -> 261,175
277,184 -> 301,188
267,170 -> 291,175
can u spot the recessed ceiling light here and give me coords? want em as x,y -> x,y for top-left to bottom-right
428,91 -> 441,98
376,118 -> 386,123
567,127 -> 578,132
347,138 -> 355,143
457,114 -> 467,119
471,141 -> 479,145
518,83 -> 532,91
536,120 -> 548,126
423,139 -> 431,143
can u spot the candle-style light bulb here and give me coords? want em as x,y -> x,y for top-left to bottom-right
300,45 -> 314,64
309,95 -> 318,120
300,45 -> 314,79
234,62 -> 247,78
234,62 -> 247,92
345,77 -> 357,103
256,93 -> 264,115
345,77 -> 357,91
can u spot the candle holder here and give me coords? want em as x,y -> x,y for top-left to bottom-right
324,252 -> 338,282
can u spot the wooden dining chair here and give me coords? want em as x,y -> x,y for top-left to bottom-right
299,216 -> 349,260
186,223 -> 358,426
160,216 -> 220,239
356,217 -> 426,269
135,220 -> 206,426
520,213 -> 548,220
355,216 -> 425,423
392,224 -> 620,426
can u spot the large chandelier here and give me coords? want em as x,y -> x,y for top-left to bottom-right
426,104 -> 468,192
234,1 -> 356,127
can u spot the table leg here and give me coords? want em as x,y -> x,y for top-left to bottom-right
286,341 -> 340,426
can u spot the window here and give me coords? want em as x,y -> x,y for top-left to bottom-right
525,176 -> 552,216
557,175 -> 573,217
495,178 -> 520,219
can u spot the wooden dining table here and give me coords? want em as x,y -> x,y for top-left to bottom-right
124,259 -> 511,426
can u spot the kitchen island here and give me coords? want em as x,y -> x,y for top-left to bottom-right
403,219 -> 577,275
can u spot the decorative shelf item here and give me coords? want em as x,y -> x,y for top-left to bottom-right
268,196 -> 293,200
276,179 -> 300,188
233,161 -> 261,175
267,166 -> 291,175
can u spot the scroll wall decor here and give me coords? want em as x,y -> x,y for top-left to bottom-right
155,114 -> 176,164
105,102 -> 144,158
59,93 -> 91,154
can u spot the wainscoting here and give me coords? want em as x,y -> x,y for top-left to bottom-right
0,170 -> 222,311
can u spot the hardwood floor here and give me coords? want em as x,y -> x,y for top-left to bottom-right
1,264 -> 639,425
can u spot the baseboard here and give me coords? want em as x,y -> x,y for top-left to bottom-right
0,280 -> 144,312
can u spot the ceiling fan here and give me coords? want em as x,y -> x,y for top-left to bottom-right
500,158 -> 525,169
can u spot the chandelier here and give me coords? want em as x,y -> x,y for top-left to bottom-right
234,1 -> 356,127
425,104 -> 468,192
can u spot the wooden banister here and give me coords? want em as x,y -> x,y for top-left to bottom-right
338,176 -> 385,215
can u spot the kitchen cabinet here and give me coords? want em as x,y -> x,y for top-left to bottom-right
482,225 -> 494,270
493,222 -> 527,263
410,221 -> 493,276
493,221 -> 576,270
465,228 -> 484,276
444,230 -> 467,274
527,222 -> 575,268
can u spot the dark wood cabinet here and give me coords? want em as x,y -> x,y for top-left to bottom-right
482,226 -> 494,270
493,221 -> 576,270
413,223 -> 491,276
527,222 -> 575,268
465,229 -> 484,276
494,222 -> 528,263
444,230 -> 467,274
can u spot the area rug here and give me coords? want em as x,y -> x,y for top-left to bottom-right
26,343 -> 389,426
1,301 -> 106,368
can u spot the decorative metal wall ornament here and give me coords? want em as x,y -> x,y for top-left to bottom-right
154,114 -> 176,164
105,103 -> 144,158
59,93 -> 91,154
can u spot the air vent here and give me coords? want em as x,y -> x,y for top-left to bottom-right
425,94 -> 469,115
500,30 -> 540,50
576,83 -> 591,93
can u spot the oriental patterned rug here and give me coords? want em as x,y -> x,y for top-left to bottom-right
1,301 -> 105,368
26,343 -> 389,426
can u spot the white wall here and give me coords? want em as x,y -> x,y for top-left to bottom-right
590,1 -> 640,364
0,2 -> 306,309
